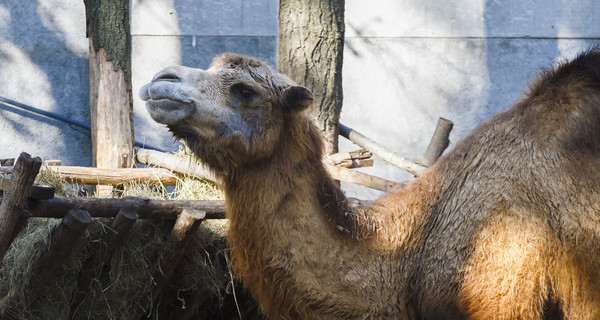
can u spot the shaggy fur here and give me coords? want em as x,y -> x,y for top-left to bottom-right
140,49 -> 600,319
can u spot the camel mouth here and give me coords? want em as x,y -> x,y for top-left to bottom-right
145,99 -> 195,125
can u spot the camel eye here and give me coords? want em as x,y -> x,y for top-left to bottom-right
231,83 -> 258,101
241,89 -> 255,98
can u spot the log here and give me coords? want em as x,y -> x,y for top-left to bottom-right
0,159 -> 14,166
327,149 -> 372,164
0,196 -> 226,220
0,210 -> 92,317
135,148 -> 222,186
0,153 -> 42,268
334,158 -> 374,169
422,117 -> 454,167
71,208 -> 139,315
136,209 -> 206,318
326,165 -> 403,193
0,175 -> 55,200
326,149 -> 373,168
338,123 -> 426,176
46,166 -> 179,186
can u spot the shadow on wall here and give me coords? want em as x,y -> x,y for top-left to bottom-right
0,0 -> 90,165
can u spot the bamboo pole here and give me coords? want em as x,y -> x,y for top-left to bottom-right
0,210 -> 92,317
136,209 -> 206,318
339,123 -> 426,175
0,153 -> 42,268
0,196 -> 226,220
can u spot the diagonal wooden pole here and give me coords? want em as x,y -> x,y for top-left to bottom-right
0,152 -> 42,268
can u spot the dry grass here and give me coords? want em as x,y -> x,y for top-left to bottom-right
0,158 -> 263,320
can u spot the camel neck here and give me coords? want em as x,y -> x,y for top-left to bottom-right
222,128 -> 393,318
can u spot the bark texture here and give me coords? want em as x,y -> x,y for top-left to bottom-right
278,0 -> 345,154
85,0 -> 134,197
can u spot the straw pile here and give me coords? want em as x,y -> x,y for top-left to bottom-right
0,167 -> 265,319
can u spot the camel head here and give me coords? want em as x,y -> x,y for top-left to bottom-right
140,53 -> 314,172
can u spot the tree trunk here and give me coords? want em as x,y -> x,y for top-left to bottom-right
85,0 -> 134,197
278,0 -> 345,155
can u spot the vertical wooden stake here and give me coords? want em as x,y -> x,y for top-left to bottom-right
422,117 -> 454,167
85,0 -> 134,197
0,152 -> 42,267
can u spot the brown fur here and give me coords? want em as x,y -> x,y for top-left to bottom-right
141,49 -> 600,319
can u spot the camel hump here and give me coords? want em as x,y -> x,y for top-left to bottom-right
517,48 -> 600,155
526,47 -> 600,102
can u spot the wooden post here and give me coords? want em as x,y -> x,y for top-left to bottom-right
0,153 -> 42,267
422,118 -> 454,167
70,208 -> 138,315
136,209 -> 206,318
85,0 -> 134,197
0,210 -> 92,317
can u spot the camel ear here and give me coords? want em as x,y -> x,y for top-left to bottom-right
282,86 -> 314,113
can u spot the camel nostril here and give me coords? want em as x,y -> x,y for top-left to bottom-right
153,72 -> 181,83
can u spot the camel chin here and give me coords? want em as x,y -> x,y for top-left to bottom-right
144,98 -> 195,125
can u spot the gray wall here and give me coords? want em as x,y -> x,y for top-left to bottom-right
0,0 -> 90,165
0,0 -> 598,198
341,0 -> 599,198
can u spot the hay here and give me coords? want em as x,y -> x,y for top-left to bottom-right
0,165 -> 264,319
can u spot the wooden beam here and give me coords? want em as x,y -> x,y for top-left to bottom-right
338,123 -> 427,176
326,149 -> 373,168
1,175 -> 55,200
46,166 -> 179,186
1,196 -> 226,220
0,153 -> 42,268
135,148 -> 222,186
326,165 -> 403,193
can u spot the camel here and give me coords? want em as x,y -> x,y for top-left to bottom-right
139,50 -> 600,319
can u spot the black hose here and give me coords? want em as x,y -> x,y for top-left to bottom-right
0,96 -> 166,152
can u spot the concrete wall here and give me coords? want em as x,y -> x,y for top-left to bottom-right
0,0 -> 90,165
0,0 -> 598,198
341,0 -> 600,198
